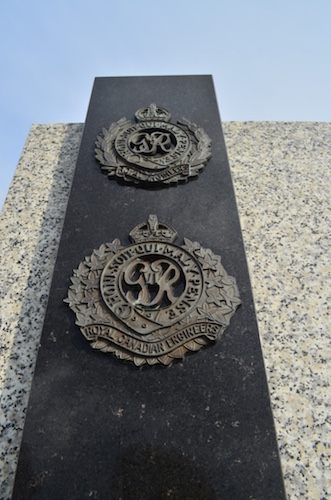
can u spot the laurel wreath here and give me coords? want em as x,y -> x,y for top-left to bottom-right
64,239 -> 240,367
95,118 -> 131,176
176,118 -> 212,178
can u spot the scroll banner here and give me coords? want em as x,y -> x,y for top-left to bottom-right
82,321 -> 221,357
119,163 -> 189,183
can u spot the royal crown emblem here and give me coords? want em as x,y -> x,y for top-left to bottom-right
64,216 -> 241,366
95,104 -> 212,186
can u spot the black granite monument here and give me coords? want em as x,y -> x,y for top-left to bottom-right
13,76 -> 285,499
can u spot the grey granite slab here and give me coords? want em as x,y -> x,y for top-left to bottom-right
0,121 -> 330,499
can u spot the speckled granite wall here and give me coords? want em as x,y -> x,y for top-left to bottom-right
0,122 -> 330,499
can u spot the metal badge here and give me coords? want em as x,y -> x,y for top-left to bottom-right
95,104 -> 212,186
65,216 -> 240,366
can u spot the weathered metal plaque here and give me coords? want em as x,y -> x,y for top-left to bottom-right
65,215 -> 240,366
95,103 -> 212,185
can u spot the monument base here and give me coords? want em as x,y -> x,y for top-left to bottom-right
12,76 -> 285,499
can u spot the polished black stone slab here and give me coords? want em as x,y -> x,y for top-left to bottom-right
13,76 -> 285,499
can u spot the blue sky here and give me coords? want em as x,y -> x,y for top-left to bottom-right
1,0 -> 330,210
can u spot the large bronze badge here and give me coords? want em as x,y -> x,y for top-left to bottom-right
65,216 -> 241,366
95,104 -> 212,185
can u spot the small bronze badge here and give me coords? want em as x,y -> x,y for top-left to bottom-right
65,216 -> 240,366
95,104 -> 212,185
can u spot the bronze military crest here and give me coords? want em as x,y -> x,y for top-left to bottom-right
65,216 -> 241,366
95,104 -> 212,185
